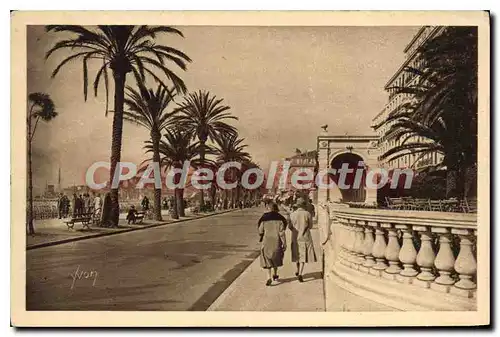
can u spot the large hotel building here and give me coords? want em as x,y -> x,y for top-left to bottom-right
372,26 -> 444,170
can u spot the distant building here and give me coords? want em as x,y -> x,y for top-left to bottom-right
62,185 -> 90,196
274,150 -> 318,194
372,26 -> 444,170
43,184 -> 56,198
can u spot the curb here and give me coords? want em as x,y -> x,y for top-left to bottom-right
206,253 -> 261,311
27,209 -> 237,251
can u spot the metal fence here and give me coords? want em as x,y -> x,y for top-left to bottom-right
31,199 -> 146,220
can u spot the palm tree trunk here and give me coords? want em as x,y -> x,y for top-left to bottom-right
152,131 -> 162,221
27,112 -> 35,235
463,164 -> 477,198
236,185 -> 241,206
210,185 -> 216,211
199,140 -> 206,208
109,70 -> 126,227
176,188 -> 185,217
171,191 -> 179,220
446,169 -> 459,198
171,164 -> 182,219
223,189 -> 228,209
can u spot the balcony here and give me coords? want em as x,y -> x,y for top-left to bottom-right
319,203 -> 477,311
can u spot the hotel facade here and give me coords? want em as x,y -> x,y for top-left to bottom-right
372,26 -> 444,170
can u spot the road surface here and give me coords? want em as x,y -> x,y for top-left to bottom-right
26,208 -> 262,311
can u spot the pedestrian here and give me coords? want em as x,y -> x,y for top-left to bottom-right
93,193 -> 102,212
257,202 -> 287,286
141,196 -> 150,211
57,193 -> 65,219
289,197 -> 317,282
79,195 -> 85,214
93,193 -> 102,220
83,193 -> 91,213
72,194 -> 80,216
307,198 -> 316,218
126,205 -> 138,224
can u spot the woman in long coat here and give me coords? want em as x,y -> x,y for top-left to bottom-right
258,202 -> 287,286
289,198 -> 317,282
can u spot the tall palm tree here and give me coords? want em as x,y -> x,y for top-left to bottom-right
240,160 -> 261,205
27,93 -> 58,235
123,84 -> 177,221
149,128 -> 207,218
213,134 -> 250,208
378,27 -> 477,198
45,25 -> 191,226
174,90 -> 238,207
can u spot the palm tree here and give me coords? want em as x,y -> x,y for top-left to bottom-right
213,134 -> 251,208
174,90 -> 238,208
379,27 -> 477,198
27,93 -> 58,235
123,84 -> 177,221
240,160 -> 261,205
149,128 -> 206,218
45,25 -> 191,226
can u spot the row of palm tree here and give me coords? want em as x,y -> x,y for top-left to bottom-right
125,85 -> 248,221
149,130 -> 259,220
30,25 -> 258,230
378,27 -> 478,198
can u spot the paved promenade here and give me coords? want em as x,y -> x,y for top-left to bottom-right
208,228 -> 325,311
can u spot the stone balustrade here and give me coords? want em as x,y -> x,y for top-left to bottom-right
319,202 -> 477,311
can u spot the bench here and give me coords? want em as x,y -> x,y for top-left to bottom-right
461,198 -> 477,213
64,212 -> 93,230
386,197 -> 405,210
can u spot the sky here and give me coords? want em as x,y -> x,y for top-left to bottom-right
27,25 -> 420,194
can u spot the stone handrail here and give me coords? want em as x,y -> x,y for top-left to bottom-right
319,202 -> 477,311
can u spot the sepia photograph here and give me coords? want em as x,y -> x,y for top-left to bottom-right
10,11 -> 490,327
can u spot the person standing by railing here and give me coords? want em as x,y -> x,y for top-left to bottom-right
57,193 -> 65,219
92,193 -> 102,223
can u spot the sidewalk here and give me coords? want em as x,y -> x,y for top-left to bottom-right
208,228 -> 325,311
26,209 -> 234,249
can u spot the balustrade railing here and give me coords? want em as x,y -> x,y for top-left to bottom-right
321,203 -> 478,311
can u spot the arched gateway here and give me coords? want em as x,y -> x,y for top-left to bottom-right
317,134 -> 380,205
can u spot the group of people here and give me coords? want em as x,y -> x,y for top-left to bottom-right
57,192 -> 102,219
257,197 -> 317,286
213,199 -> 260,211
57,192 -> 119,227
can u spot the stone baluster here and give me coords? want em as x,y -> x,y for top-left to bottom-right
337,218 -> 348,264
362,222 -> 376,269
370,223 -> 387,275
414,226 -> 436,285
432,227 -> 456,290
340,218 -> 352,266
352,221 -> 365,266
383,223 -> 402,277
452,228 -> 477,292
396,224 -> 418,283
346,219 -> 357,266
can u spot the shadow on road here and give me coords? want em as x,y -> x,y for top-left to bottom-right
271,271 -> 323,285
